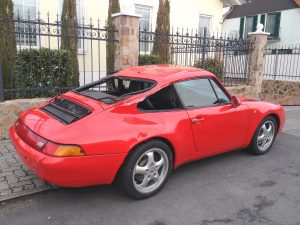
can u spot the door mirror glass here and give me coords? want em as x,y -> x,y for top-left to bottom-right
231,96 -> 241,107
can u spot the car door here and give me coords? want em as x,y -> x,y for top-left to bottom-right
174,77 -> 251,154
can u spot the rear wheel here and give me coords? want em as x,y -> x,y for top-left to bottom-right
248,116 -> 277,155
117,140 -> 173,199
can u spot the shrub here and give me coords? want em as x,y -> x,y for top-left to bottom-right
139,55 -> 162,66
106,0 -> 120,75
14,48 -> 76,99
194,58 -> 224,81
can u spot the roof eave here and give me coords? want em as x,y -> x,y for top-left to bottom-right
223,0 -> 247,7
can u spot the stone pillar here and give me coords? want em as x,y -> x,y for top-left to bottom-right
112,12 -> 140,71
248,24 -> 269,97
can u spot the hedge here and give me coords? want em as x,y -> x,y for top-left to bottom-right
194,58 -> 224,81
13,48 -> 76,99
139,55 -> 162,66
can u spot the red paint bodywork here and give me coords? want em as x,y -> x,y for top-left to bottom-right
10,65 -> 285,187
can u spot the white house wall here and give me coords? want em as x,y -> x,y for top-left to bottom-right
222,8 -> 300,45
271,8 -> 300,47
221,17 -> 240,38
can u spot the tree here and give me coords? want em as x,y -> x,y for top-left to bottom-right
0,0 -> 16,89
61,0 -> 79,86
106,0 -> 120,75
152,0 -> 170,63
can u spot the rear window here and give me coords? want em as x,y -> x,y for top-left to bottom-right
73,76 -> 156,104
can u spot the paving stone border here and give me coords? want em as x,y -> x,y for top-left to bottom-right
0,106 -> 299,201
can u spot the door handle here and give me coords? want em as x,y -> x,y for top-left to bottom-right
191,117 -> 205,124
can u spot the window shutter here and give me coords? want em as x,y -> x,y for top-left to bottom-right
260,14 -> 266,31
239,17 -> 245,39
274,12 -> 281,38
252,15 -> 258,32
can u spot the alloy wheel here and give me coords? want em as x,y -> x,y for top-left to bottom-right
132,148 -> 169,194
257,121 -> 276,151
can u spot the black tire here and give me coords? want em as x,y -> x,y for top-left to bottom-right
116,140 -> 173,200
248,116 -> 278,155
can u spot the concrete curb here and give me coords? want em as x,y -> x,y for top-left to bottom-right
0,185 -> 54,202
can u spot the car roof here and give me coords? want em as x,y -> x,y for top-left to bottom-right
115,64 -> 215,86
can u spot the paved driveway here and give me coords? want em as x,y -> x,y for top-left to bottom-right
0,107 -> 299,225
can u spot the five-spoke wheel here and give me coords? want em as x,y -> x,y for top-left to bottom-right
133,149 -> 169,194
117,140 -> 172,199
248,116 -> 278,155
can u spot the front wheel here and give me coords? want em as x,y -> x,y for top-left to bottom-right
248,116 -> 278,155
117,140 -> 173,199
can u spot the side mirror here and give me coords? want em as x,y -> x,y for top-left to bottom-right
231,96 -> 241,107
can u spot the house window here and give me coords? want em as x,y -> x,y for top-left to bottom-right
135,5 -> 151,53
13,0 -> 37,47
239,15 -> 258,39
244,16 -> 254,38
266,13 -> 276,36
199,15 -> 212,36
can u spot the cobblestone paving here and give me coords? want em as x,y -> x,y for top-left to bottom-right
0,140 -> 53,201
0,106 -> 299,201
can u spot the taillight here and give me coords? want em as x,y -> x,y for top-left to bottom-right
15,119 -> 85,157
15,119 -> 47,151
42,142 -> 85,157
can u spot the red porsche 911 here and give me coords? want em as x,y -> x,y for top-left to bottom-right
10,65 -> 285,199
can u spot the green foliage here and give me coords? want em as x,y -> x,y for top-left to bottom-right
152,0 -> 170,63
194,58 -> 224,81
60,0 -> 79,86
106,0 -> 120,75
14,48 -> 75,99
139,55 -> 162,66
0,0 -> 16,89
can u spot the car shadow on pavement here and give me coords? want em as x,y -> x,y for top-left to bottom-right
8,147 -> 251,203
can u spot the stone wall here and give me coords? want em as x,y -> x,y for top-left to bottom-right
113,14 -> 140,71
226,81 -> 300,105
260,80 -> 300,105
0,98 -> 47,140
226,85 -> 258,99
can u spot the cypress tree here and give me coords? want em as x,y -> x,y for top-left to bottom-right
152,0 -> 170,63
0,0 -> 16,89
61,0 -> 79,86
106,0 -> 120,75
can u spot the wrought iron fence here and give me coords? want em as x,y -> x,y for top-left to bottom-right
0,13 -> 117,101
264,45 -> 300,81
139,27 -> 253,86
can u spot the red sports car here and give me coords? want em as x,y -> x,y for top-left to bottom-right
10,65 -> 285,199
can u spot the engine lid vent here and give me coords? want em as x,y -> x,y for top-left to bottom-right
41,98 -> 91,124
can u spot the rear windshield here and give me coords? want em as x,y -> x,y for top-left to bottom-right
73,76 -> 156,104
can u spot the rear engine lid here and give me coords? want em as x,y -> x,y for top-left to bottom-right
41,98 -> 91,124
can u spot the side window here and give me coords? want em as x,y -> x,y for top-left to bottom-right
174,78 -> 218,108
138,85 -> 181,111
209,79 -> 231,104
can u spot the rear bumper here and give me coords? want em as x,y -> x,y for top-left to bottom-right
9,126 -> 127,187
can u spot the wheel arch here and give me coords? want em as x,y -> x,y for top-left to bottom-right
113,136 -> 176,184
266,113 -> 280,133
124,136 -> 176,169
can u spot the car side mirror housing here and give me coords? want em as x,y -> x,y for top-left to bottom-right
231,96 -> 241,107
